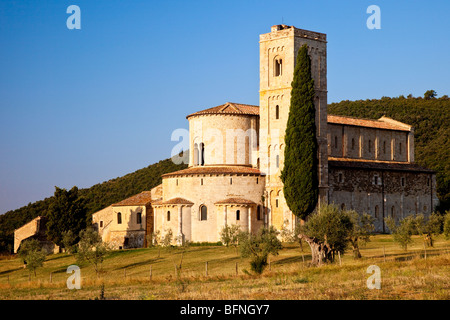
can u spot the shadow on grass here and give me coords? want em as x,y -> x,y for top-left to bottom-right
113,258 -> 162,270
0,267 -> 23,276
273,255 -> 311,266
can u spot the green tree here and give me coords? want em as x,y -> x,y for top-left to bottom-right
385,216 -> 415,250
220,224 -> 241,249
414,213 -> 443,247
61,230 -> 77,254
76,228 -> 109,276
281,44 -> 318,220
347,211 -> 375,259
424,90 -> 437,100
18,239 -> 46,277
298,204 -> 354,265
238,226 -> 282,274
46,186 -> 88,248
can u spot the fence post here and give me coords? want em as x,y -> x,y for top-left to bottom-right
338,251 -> 342,266
205,261 -> 208,277
383,246 -> 386,263
149,266 -> 152,281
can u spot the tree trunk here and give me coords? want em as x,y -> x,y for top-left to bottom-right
298,234 -> 332,266
351,237 -> 362,259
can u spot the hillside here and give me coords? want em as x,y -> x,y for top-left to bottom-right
328,95 -> 449,213
0,158 -> 188,252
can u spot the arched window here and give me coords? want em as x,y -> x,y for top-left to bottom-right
383,141 -> 386,154
236,210 -> 240,221
275,198 -> 279,208
399,142 -> 402,155
351,138 -> 355,150
276,154 -> 280,168
136,212 -> 142,224
199,143 -> 205,166
391,206 -> 395,218
275,105 -> 280,119
167,211 -> 171,222
375,205 -> 379,219
117,212 -> 122,224
334,136 -> 338,148
338,173 -> 343,183
274,57 -> 282,76
100,221 -> 103,228
194,143 -> 199,166
256,206 -> 261,221
200,205 -> 207,221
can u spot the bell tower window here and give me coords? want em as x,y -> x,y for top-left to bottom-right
274,57 -> 282,77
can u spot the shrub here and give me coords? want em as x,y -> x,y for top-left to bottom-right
238,226 -> 282,274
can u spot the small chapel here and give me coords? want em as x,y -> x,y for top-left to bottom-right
92,25 -> 438,249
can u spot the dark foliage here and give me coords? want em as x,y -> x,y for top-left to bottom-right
281,44 -> 319,219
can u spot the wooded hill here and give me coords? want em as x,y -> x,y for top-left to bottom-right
0,159 -> 188,252
1,95 -> 448,253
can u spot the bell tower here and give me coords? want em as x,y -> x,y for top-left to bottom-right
259,25 -> 329,230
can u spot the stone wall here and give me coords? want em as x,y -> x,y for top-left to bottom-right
327,123 -> 410,162
154,172 -> 265,244
188,114 -> 259,167
329,167 -> 436,232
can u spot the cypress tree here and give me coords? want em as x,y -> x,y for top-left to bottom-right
280,44 -> 319,220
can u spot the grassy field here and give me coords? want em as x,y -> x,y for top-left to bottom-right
0,234 -> 449,300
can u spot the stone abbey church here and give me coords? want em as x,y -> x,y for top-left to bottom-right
92,25 -> 438,249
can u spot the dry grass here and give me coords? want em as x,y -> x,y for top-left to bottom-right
0,235 -> 449,300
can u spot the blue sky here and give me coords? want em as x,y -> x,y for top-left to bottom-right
0,0 -> 449,214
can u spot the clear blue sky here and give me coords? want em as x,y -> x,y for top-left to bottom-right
0,0 -> 449,214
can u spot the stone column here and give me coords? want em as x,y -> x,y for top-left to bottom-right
177,205 -> 184,245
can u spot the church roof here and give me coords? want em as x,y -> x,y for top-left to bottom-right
327,115 -> 412,132
186,102 -> 412,132
215,198 -> 256,205
328,157 -> 434,173
161,197 -> 194,205
186,102 -> 259,119
112,191 -> 153,207
161,166 -> 262,177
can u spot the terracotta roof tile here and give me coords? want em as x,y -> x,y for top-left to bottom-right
186,102 -> 259,118
328,157 -> 434,173
161,166 -> 262,177
215,198 -> 256,205
327,115 -> 411,131
112,191 -> 153,207
162,197 -> 194,205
